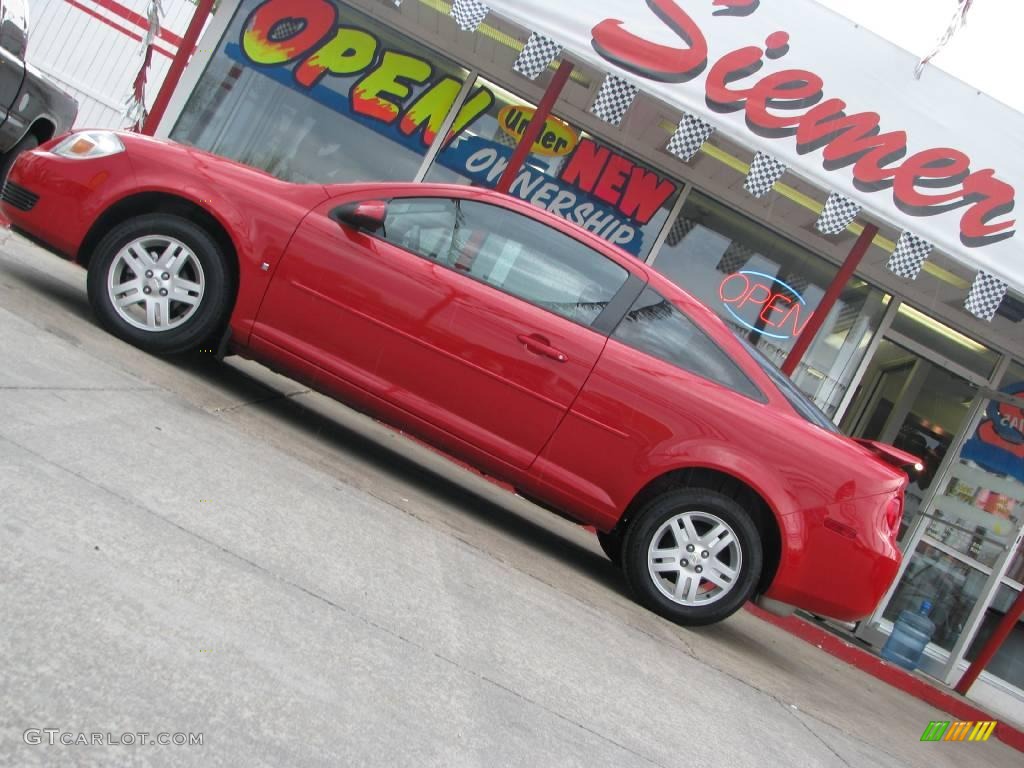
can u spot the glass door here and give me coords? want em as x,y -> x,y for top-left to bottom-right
940,363 -> 1024,693
880,449 -> 1022,661
846,304 -> 999,658
840,338 -> 982,541
858,358 -> 1024,695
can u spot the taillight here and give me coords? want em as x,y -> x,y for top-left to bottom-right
884,494 -> 904,535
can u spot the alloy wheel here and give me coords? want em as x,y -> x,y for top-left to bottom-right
647,510 -> 743,606
106,235 -> 205,332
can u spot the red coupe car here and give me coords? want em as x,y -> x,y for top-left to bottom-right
3,130 -> 919,626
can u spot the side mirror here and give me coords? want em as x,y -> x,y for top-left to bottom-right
330,200 -> 388,233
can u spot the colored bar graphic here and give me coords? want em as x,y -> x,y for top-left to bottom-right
944,721 -> 972,741
970,721 -> 997,742
921,721 -> 949,741
920,720 -> 997,742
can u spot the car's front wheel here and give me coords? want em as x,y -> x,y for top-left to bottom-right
86,214 -> 233,355
621,488 -> 762,626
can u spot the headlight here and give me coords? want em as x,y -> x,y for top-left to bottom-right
52,131 -> 125,160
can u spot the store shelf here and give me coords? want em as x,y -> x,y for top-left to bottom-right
953,461 -> 1024,500
930,497 -> 1020,541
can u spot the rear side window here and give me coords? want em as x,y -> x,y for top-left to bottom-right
613,288 -> 764,401
740,339 -> 840,432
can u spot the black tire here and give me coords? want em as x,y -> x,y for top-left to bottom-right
86,214 -> 233,356
596,529 -> 624,566
0,133 -> 39,184
621,488 -> 762,626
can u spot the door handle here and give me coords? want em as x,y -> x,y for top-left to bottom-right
517,333 -> 568,363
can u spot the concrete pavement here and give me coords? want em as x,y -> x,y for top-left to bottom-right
1,229 -> 1020,767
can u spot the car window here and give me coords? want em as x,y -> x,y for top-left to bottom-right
1,0 -> 27,28
383,198 -> 458,263
381,198 -> 629,327
739,338 -> 840,433
612,288 -> 764,401
0,0 -> 28,57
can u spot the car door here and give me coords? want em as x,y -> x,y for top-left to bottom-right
253,192 -> 636,469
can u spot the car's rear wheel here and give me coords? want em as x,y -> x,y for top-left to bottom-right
621,488 -> 762,626
86,214 -> 232,355
0,133 -> 39,184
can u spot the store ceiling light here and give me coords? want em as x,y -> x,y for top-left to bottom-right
896,303 -> 988,353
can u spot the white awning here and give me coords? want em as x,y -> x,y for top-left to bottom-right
480,0 -> 1024,300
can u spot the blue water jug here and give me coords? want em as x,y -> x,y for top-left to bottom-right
880,600 -> 936,671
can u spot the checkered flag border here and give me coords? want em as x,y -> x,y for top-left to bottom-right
834,298 -> 863,332
451,0 -> 489,32
591,75 -> 638,126
887,231 -> 933,280
492,127 -> 518,149
815,192 -> 861,235
964,271 -> 1008,321
716,242 -> 754,274
744,152 -> 786,198
667,114 -> 714,162
666,216 -> 697,248
513,33 -> 561,80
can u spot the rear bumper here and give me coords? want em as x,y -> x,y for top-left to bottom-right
764,495 -> 902,622
1,146 -> 138,261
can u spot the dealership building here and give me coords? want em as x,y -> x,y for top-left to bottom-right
151,0 -> 1024,720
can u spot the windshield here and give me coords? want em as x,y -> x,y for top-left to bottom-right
739,340 -> 841,434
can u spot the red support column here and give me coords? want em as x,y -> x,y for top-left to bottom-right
781,223 -> 879,377
142,0 -> 216,136
495,59 -> 574,194
955,588 -> 1024,695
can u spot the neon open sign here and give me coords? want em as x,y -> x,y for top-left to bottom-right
718,270 -> 813,340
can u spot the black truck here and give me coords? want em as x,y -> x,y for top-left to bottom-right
0,0 -> 78,180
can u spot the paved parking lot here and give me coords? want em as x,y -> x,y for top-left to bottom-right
1,229 -> 1020,767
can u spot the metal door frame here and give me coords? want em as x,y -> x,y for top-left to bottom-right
832,296 -> 899,425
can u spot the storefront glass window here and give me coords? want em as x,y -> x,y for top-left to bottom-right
881,359 -> 1024,656
955,363 -> 1024,692
927,381 -> 1024,569
651,191 -> 887,417
171,0 -> 491,183
965,583 -> 1024,690
883,541 -> 989,652
425,77 -> 680,260
1007,545 -> 1024,586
